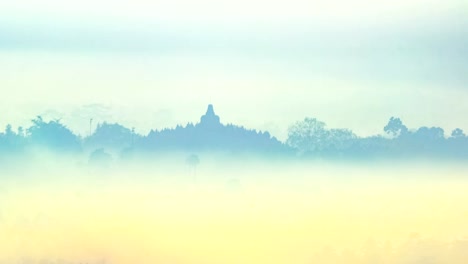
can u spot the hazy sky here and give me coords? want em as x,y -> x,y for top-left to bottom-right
0,0 -> 467,139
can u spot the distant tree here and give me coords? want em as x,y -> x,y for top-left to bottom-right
17,126 -> 25,137
447,128 -> 468,157
27,116 -> 81,152
414,126 -> 445,141
327,128 -> 357,152
287,118 -> 328,154
3,124 -> 15,144
0,124 -> 27,154
451,128 -> 466,138
5,124 -> 13,136
384,117 -> 408,138
396,126 -> 446,157
85,122 -> 136,151
287,118 -> 357,156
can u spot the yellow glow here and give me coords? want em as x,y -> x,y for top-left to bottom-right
1,164 -> 468,263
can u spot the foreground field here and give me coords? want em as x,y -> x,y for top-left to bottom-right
1,162 -> 468,263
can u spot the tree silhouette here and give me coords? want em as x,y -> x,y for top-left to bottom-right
384,117 -> 409,138
286,118 -> 357,156
5,124 -> 13,136
287,118 -> 328,154
327,128 -> 357,154
85,122 -> 137,151
451,128 -> 465,138
27,116 -> 81,152
186,154 -> 200,182
0,124 -> 26,154
414,126 -> 445,141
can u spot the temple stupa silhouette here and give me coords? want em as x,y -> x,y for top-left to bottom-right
143,103 -> 287,154
198,104 -> 221,127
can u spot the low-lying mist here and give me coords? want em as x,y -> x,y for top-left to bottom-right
1,154 -> 468,264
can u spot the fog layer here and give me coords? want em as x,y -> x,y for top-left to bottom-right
1,159 -> 468,263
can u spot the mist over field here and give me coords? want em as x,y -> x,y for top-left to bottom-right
1,155 -> 468,264
1,0 -> 467,262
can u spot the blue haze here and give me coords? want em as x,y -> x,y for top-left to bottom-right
1,105 -> 468,164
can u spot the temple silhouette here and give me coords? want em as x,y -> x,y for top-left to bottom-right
199,104 -> 221,127
142,104 -> 287,153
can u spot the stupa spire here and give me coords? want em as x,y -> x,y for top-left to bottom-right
200,104 -> 220,125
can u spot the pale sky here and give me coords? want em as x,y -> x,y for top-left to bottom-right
0,0 -> 467,139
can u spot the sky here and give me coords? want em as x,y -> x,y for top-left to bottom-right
0,0 -> 467,139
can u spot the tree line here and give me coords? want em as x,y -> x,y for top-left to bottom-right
1,115 -> 467,160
